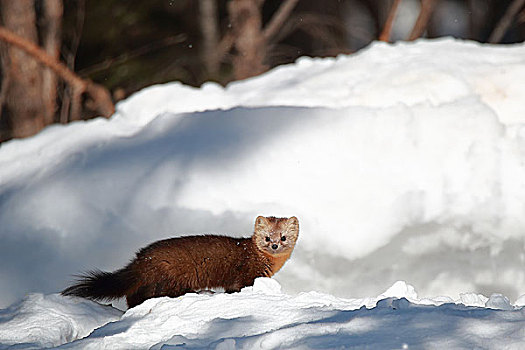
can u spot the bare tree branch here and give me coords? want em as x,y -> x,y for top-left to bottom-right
379,0 -> 402,42
263,0 -> 300,42
275,13 -> 346,54
0,26 -> 114,119
488,0 -> 525,43
270,12 -> 345,49
78,35 -> 186,77
408,0 -> 439,41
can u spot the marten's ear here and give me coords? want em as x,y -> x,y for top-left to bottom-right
288,216 -> 298,225
255,216 -> 267,228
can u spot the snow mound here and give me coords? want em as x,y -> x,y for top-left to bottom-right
1,38 -> 525,316
2,280 -> 525,349
0,293 -> 121,349
116,38 -> 525,126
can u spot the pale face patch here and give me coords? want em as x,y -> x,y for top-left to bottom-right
253,216 -> 299,256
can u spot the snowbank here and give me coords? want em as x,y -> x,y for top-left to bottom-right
114,38 -> 525,126
1,38 -> 525,320
1,280 -> 525,349
0,293 -> 121,348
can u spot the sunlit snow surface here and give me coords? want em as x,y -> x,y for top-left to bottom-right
1,280 -> 525,349
2,38 -> 525,348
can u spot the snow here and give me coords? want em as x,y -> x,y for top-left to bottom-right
1,280 -> 525,349
0,293 -> 121,348
2,38 -> 525,348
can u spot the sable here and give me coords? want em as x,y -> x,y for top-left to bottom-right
62,216 -> 299,308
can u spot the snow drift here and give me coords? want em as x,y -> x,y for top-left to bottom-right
2,279 -> 525,349
1,37 -> 525,347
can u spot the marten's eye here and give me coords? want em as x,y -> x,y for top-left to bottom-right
281,236 -> 286,242
265,236 -> 271,242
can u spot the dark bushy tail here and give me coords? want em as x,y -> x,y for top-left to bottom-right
61,268 -> 134,301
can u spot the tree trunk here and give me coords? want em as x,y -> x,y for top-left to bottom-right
198,0 -> 220,78
0,26 -> 115,122
41,0 -> 63,125
0,0 -> 45,139
228,0 -> 268,80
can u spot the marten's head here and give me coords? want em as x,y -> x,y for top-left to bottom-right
253,216 -> 299,256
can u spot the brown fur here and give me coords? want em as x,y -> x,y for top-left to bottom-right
61,216 -> 299,308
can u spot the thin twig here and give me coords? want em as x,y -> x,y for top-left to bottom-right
263,0 -> 300,42
379,0 -> 402,42
0,26 -> 83,90
78,35 -> 186,77
488,0 -> 525,43
408,0 -> 439,41
268,12 -> 345,49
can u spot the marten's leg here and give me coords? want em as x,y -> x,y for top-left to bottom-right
224,282 -> 243,294
126,281 -> 190,308
126,284 -> 153,308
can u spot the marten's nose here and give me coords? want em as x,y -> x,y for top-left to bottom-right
272,244 -> 278,250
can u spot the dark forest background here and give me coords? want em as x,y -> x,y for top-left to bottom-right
0,0 -> 524,143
